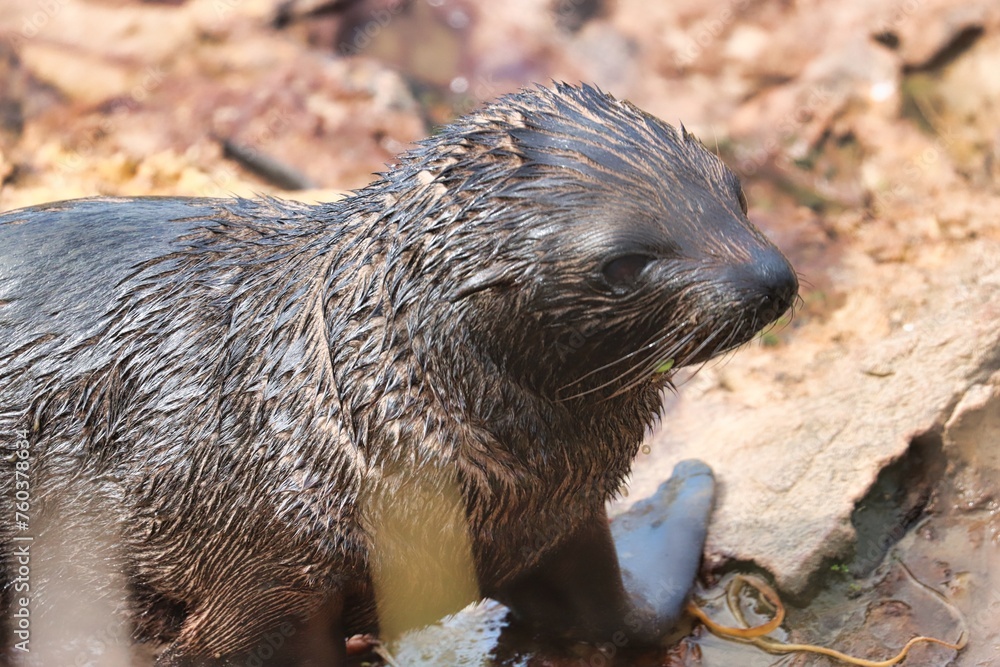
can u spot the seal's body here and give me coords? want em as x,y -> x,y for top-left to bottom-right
0,84 -> 796,665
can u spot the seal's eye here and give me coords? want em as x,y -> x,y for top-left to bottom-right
738,189 -> 749,216
602,254 -> 654,289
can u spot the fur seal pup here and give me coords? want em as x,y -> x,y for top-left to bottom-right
0,83 -> 797,665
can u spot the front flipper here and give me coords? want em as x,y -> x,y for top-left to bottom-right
612,459 -> 715,643
494,459 -> 716,646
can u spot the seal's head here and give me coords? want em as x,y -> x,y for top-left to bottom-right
368,83 -> 797,408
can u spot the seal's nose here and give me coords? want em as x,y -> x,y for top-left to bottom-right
729,246 -> 798,327
751,247 -> 798,325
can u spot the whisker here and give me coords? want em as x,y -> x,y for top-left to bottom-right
559,292 -> 712,400
601,323 -> 715,401
602,343 -> 688,400
555,281 -> 787,403
677,325 -> 746,386
556,325 -> 690,402
556,316 -> 687,392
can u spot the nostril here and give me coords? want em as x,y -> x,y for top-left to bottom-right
757,296 -> 779,324
758,290 -> 793,325
768,276 -> 797,320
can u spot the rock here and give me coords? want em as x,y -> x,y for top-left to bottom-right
877,0 -> 997,70
943,374 -> 1000,515
621,239 -> 1000,596
923,32 -> 1000,187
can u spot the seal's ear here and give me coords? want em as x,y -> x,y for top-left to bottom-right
449,264 -> 517,302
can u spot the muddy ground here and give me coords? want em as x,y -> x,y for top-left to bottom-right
1,0 -> 999,665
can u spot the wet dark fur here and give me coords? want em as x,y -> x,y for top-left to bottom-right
0,83 -> 796,661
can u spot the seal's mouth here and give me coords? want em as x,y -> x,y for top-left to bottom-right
669,249 -> 799,368
554,246 -> 798,402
